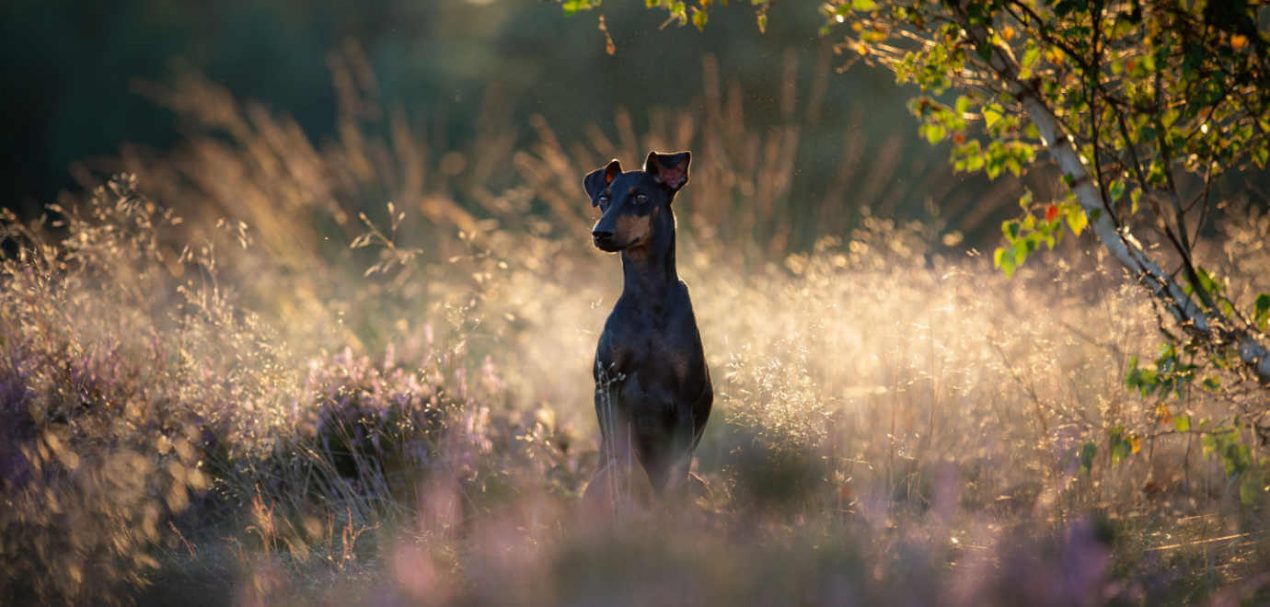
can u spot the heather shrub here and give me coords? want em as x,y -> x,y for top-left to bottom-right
0,177 -> 514,603
0,177 -> 222,603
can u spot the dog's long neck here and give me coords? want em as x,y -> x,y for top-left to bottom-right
620,208 -> 677,300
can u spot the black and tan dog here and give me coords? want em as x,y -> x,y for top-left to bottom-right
582,151 -> 712,502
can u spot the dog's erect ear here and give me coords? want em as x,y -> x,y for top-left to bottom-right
644,151 -> 691,192
584,159 -> 623,206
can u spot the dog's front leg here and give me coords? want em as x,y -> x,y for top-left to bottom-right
583,368 -> 644,514
659,402 -> 699,495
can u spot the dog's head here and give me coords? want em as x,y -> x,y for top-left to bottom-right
583,151 -> 690,253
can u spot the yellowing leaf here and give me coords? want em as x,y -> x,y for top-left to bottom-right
1066,206 -> 1088,236
923,123 -> 946,144
691,7 -> 707,31
983,108 -> 1002,129
1019,46 -> 1041,79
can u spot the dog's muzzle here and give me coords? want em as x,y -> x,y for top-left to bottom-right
592,229 -> 623,252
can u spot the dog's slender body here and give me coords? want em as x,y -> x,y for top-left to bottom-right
583,151 -> 712,497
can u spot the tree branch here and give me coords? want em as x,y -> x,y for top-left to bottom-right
959,19 -> 1270,384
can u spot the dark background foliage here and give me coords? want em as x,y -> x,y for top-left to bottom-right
1,0 -> 950,236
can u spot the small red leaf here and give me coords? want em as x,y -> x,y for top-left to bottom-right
1045,204 -> 1058,222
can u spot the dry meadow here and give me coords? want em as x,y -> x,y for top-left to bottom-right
2,61 -> 1267,606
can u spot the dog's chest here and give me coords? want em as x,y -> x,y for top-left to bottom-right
604,308 -> 698,388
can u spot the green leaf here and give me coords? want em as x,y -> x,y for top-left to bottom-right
1003,219 -> 1020,239
1109,426 -> 1134,466
1254,293 -> 1270,331
1202,428 -> 1252,478
1079,441 -> 1097,473
1018,44 -> 1041,79
851,0 -> 878,11
1125,354 -> 1162,397
1190,266 -> 1223,301
993,243 -> 1020,278
1173,414 -> 1190,432
1108,180 -> 1125,202
1011,238 -> 1029,267
975,42 -> 994,62
1253,146 -> 1269,168
1239,469 -> 1265,507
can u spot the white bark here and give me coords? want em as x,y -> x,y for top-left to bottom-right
1018,94 -> 1204,328
968,26 -> 1270,384
1240,336 -> 1270,383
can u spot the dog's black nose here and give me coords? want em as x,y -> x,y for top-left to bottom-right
592,229 -> 621,252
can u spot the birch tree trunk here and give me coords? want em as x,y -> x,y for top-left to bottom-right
964,25 -> 1270,384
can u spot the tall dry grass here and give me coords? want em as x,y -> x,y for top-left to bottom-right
2,49 -> 1267,605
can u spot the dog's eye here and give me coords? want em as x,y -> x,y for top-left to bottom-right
636,194 -> 648,204
598,195 -> 610,206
